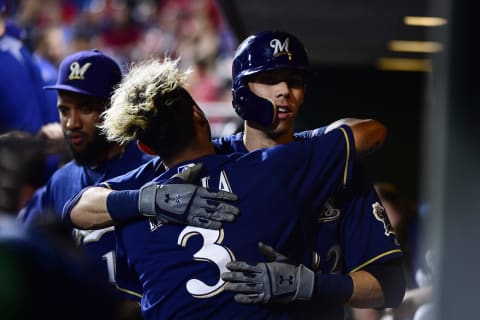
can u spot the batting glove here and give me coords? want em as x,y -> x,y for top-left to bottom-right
138,163 -> 239,229
221,242 -> 315,303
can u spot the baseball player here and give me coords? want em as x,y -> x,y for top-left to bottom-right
220,31 -> 404,319
16,50 -> 152,313
19,49 -> 236,310
65,58 -> 387,319
0,0 -> 55,135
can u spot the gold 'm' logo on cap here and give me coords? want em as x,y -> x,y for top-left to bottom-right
68,62 -> 92,80
269,37 -> 292,60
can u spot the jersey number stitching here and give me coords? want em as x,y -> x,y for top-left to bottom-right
178,226 -> 235,298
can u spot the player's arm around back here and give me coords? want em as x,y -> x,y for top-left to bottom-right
65,164 -> 241,231
325,118 -> 387,158
68,187 -> 114,229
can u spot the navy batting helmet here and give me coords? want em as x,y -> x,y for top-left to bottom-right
232,30 -> 310,127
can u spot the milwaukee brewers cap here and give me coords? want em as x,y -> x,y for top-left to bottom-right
44,49 -> 122,100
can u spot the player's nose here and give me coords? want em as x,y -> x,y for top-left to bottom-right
65,110 -> 82,130
273,81 -> 290,99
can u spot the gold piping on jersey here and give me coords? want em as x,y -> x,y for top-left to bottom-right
102,182 -> 112,189
349,249 -> 403,273
339,127 -> 350,188
115,284 -> 143,299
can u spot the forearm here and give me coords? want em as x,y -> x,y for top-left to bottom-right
403,286 -> 432,307
347,270 -> 384,308
70,187 -> 115,229
348,259 -> 406,308
326,118 -> 387,158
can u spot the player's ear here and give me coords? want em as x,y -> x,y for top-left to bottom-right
137,141 -> 156,155
192,105 -> 208,126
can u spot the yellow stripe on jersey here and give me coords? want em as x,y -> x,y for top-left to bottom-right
115,284 -> 143,299
339,127 -> 350,188
102,182 -> 112,189
348,249 -> 403,273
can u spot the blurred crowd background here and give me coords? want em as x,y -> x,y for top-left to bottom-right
3,0 -> 241,136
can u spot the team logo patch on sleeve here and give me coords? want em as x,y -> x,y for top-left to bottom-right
372,202 -> 396,237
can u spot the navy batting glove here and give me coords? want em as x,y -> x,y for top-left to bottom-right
138,163 -> 239,229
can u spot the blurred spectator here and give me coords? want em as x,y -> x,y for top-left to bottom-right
0,1 -> 55,134
188,57 -> 221,102
97,0 -> 142,64
1,0 -> 238,136
4,18 -> 26,40
30,25 -> 67,121
0,131 -> 47,216
0,214 -> 120,319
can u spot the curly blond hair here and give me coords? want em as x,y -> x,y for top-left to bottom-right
100,58 -> 191,144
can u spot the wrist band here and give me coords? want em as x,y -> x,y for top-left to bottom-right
106,190 -> 141,221
315,273 -> 354,304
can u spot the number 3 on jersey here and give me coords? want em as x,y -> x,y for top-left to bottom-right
178,226 -> 235,298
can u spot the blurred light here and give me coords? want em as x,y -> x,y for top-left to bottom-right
388,40 -> 444,53
376,58 -> 432,72
404,16 -> 447,27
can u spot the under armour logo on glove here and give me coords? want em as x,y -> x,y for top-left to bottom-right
163,194 -> 171,204
222,242 -> 315,304
279,275 -> 294,286
163,193 -> 182,205
138,163 -> 240,229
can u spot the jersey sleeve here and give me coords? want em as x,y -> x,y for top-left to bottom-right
293,126 -> 327,139
101,157 -> 163,190
339,164 -> 403,272
18,186 -> 48,226
114,239 -> 143,302
296,125 -> 356,211
258,125 -> 355,217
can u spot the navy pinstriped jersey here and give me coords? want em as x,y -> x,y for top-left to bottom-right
113,127 -> 355,319
20,142 -> 152,295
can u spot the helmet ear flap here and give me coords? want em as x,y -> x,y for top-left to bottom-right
232,81 -> 277,127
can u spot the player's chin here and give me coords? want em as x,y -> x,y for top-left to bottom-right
275,117 -> 294,129
68,140 -> 87,152
69,144 -> 90,158
71,150 -> 97,166
269,122 -> 292,136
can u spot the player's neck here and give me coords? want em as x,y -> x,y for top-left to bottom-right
162,139 -> 216,170
93,143 -> 125,165
243,123 -> 294,152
